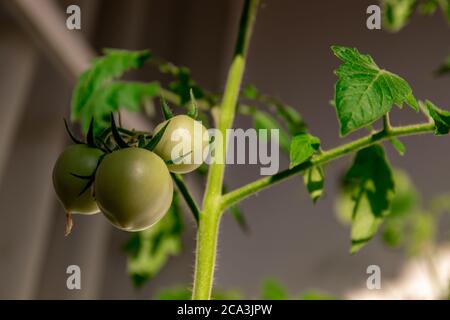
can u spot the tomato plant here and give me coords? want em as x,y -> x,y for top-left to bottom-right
52,0 -> 450,300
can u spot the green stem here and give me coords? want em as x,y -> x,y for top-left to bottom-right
171,173 -> 200,223
192,0 -> 260,300
221,122 -> 435,210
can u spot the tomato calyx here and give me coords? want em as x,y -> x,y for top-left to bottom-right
143,120 -> 170,151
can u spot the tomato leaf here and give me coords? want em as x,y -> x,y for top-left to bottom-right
242,84 -> 259,99
124,192 -> 183,287
79,81 -> 159,133
425,100 -> 450,135
389,137 -> 406,155
253,111 -> 291,154
343,145 -> 395,253
382,0 -> 417,32
230,205 -> 249,233
289,133 -> 320,168
242,84 -> 306,136
158,63 -> 205,105
303,166 -> 325,203
261,279 -> 288,300
332,46 -> 418,136
72,49 -> 151,128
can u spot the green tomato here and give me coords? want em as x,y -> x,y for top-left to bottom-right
95,148 -> 173,232
52,144 -> 103,215
153,115 -> 209,174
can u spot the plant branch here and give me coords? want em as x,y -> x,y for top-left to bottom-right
192,0 -> 260,300
221,122 -> 436,210
171,173 -> 200,224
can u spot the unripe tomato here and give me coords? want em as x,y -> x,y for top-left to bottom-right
153,115 -> 209,174
95,148 -> 173,231
52,144 -> 103,215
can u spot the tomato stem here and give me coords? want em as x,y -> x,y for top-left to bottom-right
221,122 -> 436,210
192,0 -> 260,300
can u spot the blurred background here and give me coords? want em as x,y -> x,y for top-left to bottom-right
0,0 -> 449,299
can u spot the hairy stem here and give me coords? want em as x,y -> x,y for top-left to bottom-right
192,0 -> 260,300
221,122 -> 435,210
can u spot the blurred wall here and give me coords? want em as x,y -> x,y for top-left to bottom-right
0,0 -> 449,299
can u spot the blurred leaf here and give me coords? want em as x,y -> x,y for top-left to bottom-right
300,290 -> 337,300
303,166 -> 325,203
425,100 -> 450,135
289,133 -> 320,168
440,0 -> 450,22
253,110 -> 291,153
124,192 -> 183,287
242,84 -> 259,99
332,45 -> 418,136
80,81 -> 159,134
419,0 -> 439,14
390,138 -> 406,155
155,287 -> 191,300
230,205 -> 249,233
223,185 -> 249,233
343,145 -> 395,253
382,0 -> 417,32
155,287 -> 243,300
72,49 -> 151,131
159,63 -> 205,105
435,54 -> 450,76
261,279 -> 288,300
408,212 -> 435,255
241,84 -> 306,136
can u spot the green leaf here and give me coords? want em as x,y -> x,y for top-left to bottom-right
155,287 -> 191,300
79,81 -> 159,134
159,63 -> 205,105
261,279 -> 288,300
300,290 -> 337,300
155,287 -> 243,300
241,84 -> 306,135
419,0 -> 439,15
332,46 -> 417,136
382,0 -> 417,32
344,145 -> 395,253
72,49 -> 151,126
439,0 -> 450,23
230,205 -> 249,233
303,166 -> 325,203
289,133 -> 320,168
253,111 -> 291,153
425,100 -> 450,135
389,137 -> 406,155
242,84 -> 259,99
435,54 -> 450,76
408,212 -> 435,255
124,192 -> 183,287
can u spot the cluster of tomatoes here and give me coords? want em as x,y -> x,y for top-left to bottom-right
52,112 -> 208,235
